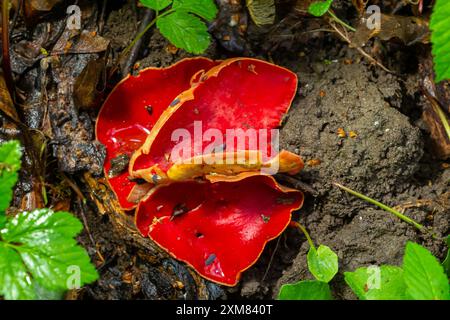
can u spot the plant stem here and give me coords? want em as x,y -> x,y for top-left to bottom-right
109,8 -> 175,78
291,221 -> 316,251
328,10 -> 356,32
433,102 -> 450,141
2,0 -> 15,99
333,182 -> 425,231
121,8 -> 174,59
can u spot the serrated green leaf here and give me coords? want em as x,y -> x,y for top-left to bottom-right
403,242 -> 449,300
172,0 -> 218,21
140,0 -> 173,11
442,235 -> 450,277
33,283 -> 65,300
0,244 -> 36,300
308,0 -> 333,17
430,0 -> 450,82
157,12 -> 211,54
344,265 -> 406,300
0,140 -> 22,215
0,209 -> 98,297
278,280 -> 333,300
307,245 -> 338,283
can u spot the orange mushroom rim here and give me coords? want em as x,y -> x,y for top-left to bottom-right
95,57 -> 305,286
128,57 -> 302,183
95,57 -> 219,210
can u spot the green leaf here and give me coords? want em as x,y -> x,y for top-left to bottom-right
307,245 -> 338,283
0,244 -> 36,300
308,0 -> 333,17
172,0 -> 218,21
403,241 -> 449,300
344,265 -> 406,300
157,11 -> 211,54
430,0 -> 450,82
278,280 -> 333,300
0,140 -> 22,215
0,209 -> 98,298
140,0 -> 173,11
442,235 -> 450,278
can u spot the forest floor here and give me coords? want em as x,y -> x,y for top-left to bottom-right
2,0 -> 448,300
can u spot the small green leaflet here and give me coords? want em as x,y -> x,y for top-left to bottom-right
0,209 -> 99,300
442,235 -> 450,277
0,244 -> 36,300
308,0 -> 333,17
139,0 -> 217,54
403,242 -> 449,300
307,244 -> 338,283
157,12 -> 211,54
172,0 -> 218,21
344,265 -> 406,300
278,280 -> 333,300
140,0 -> 172,11
430,0 -> 450,82
0,140 -> 22,227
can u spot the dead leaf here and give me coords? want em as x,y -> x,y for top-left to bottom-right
352,0 -> 367,16
422,90 -> 450,160
352,13 -> 429,47
22,0 -> 65,22
246,0 -> 276,26
0,72 -> 19,122
74,57 -> 106,110
52,30 -> 110,55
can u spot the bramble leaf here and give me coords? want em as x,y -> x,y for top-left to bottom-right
0,244 -> 36,300
442,235 -> 450,277
307,245 -> 338,283
140,0 -> 172,11
0,140 -> 22,216
172,0 -> 218,21
0,209 -> 98,299
430,0 -> 450,82
157,11 -> 211,54
403,242 -> 449,300
278,280 -> 333,300
308,0 -> 333,17
344,265 -> 406,300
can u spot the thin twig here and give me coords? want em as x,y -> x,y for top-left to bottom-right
2,0 -> 15,99
121,8 -> 155,76
329,22 -> 393,74
333,182 -> 425,231
261,236 -> 281,283
9,0 -> 23,38
98,0 -> 108,35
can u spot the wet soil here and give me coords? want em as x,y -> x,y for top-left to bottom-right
40,1 -> 449,299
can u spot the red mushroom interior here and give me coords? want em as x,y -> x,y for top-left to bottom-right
129,58 -> 302,184
96,58 -> 218,209
135,175 -> 303,286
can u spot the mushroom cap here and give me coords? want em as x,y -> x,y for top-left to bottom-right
136,175 -> 303,286
129,58 -> 302,184
96,58 -> 218,209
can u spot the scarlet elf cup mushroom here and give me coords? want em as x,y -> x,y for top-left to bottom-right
96,57 -> 304,286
